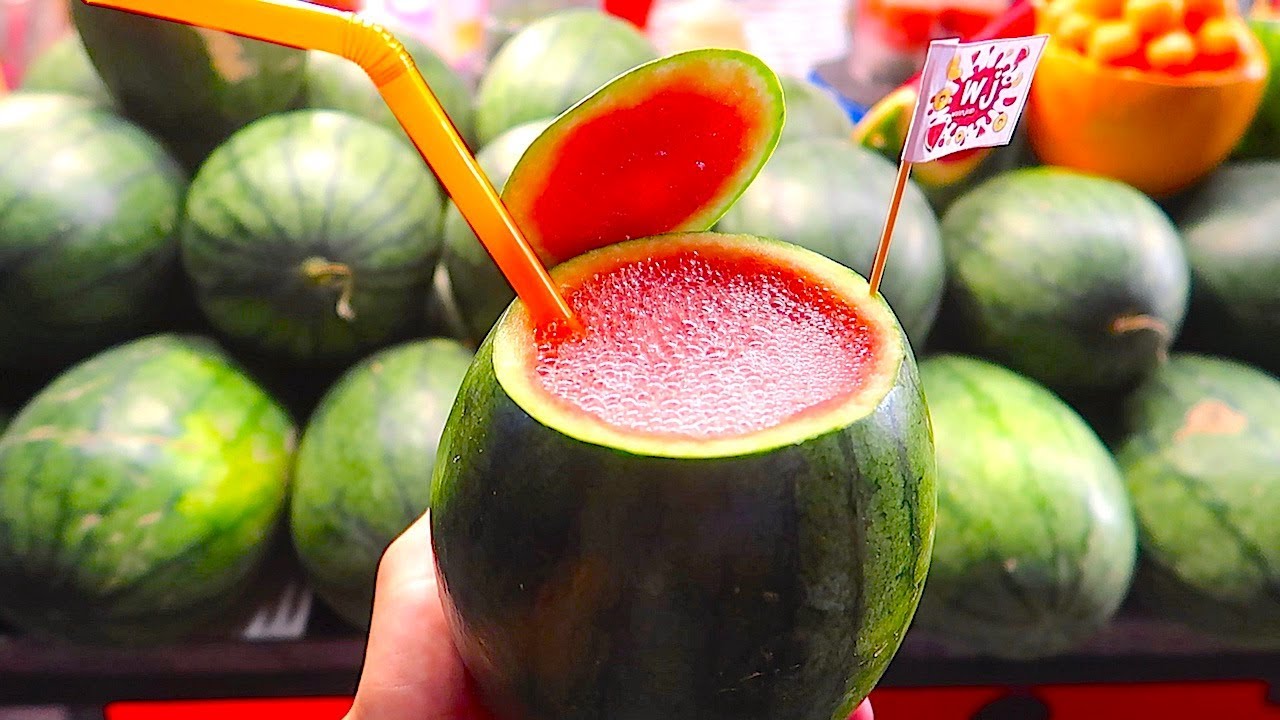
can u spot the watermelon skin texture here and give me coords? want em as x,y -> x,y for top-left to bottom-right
914,355 -> 1137,659
181,110 -> 445,363
777,76 -> 853,146
303,30 -> 476,149
0,334 -> 296,644
0,93 -> 186,370
431,293 -> 935,718
1114,354 -> 1280,648
939,166 -> 1191,394
442,119 -> 554,344
19,34 -> 116,109
290,338 -> 473,628
69,2 -> 307,168
1174,161 -> 1280,373
717,138 -> 945,348
473,9 -> 658,146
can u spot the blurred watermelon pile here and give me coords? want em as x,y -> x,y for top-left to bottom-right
0,0 -> 1277,661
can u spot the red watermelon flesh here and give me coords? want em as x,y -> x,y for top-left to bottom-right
504,49 -> 784,265
531,244 -> 880,440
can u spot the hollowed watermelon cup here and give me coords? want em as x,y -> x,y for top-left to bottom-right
428,49 -> 936,720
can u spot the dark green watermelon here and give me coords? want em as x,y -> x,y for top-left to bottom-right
290,338 -> 473,628
1114,353 -> 1280,648
1234,17 -> 1280,160
19,33 -> 115,108
914,354 -> 1138,659
1173,161 -> 1280,373
716,137 -> 945,347
474,9 -> 658,145
442,118 -> 553,344
0,93 -> 186,370
777,76 -> 853,145
0,334 -> 296,644
432,232 -> 936,720
303,30 -> 476,148
939,166 -> 1191,394
181,110 -> 445,363
69,2 -> 307,168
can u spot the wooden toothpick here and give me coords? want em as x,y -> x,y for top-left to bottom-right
868,160 -> 913,297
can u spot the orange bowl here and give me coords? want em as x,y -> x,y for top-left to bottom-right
1026,39 -> 1269,197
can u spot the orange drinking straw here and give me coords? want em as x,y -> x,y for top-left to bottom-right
79,0 -> 578,333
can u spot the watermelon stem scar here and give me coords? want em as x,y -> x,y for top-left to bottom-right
301,257 -> 356,321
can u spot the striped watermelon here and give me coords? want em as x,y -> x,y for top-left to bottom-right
290,338 -> 473,627
474,9 -> 658,146
303,29 -> 475,148
1114,354 -> 1280,647
915,354 -> 1138,658
19,33 -> 115,108
939,167 -> 1191,394
0,334 -> 296,644
442,119 -> 553,344
181,110 -> 445,363
778,76 -> 853,145
1174,161 -> 1280,373
716,137 -> 945,347
70,2 -> 307,168
0,93 -> 186,370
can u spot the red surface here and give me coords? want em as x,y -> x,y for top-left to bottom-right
604,0 -> 656,27
870,680 -> 1280,718
102,681 -> 1280,719
525,83 -> 761,262
534,249 -> 877,439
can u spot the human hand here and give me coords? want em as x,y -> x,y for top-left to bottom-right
345,511 -> 875,720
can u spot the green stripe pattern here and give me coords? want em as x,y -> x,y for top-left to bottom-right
181,110 -> 445,362
0,94 -> 186,369
474,9 -> 657,146
915,354 -> 1137,659
1115,353 -> 1280,647
939,166 -> 1190,393
290,338 -> 473,628
0,334 -> 295,644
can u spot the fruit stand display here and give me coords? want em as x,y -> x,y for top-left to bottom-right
1,0 -> 1279,718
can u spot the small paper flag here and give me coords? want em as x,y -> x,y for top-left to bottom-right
902,34 -> 1049,164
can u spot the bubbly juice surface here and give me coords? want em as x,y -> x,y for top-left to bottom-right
534,249 -> 878,439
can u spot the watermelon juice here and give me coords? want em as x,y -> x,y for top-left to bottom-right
430,232 -> 937,720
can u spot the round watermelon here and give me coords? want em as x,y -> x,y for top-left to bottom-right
290,338 -> 473,628
433,232 -> 935,720
0,93 -> 186,370
716,137 -> 945,347
70,2 -> 307,167
1114,354 -> 1280,647
777,75 -> 853,145
442,118 -> 554,343
303,30 -> 475,148
913,355 -> 1137,658
473,9 -> 658,146
1174,161 -> 1280,373
19,33 -> 115,108
939,166 -> 1191,394
0,334 -> 296,644
181,110 -> 445,363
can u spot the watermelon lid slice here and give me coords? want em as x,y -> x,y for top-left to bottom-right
501,48 -> 786,265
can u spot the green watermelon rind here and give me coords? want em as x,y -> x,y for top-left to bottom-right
431,232 -> 936,720
914,354 -> 1138,660
18,33 -> 117,109
938,166 -> 1191,394
180,109 -> 445,363
473,8 -> 659,146
290,337 -> 474,628
0,334 -> 296,645
1114,353 -> 1280,648
0,93 -> 187,369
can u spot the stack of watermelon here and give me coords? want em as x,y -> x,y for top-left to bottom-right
0,0 -> 1276,672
